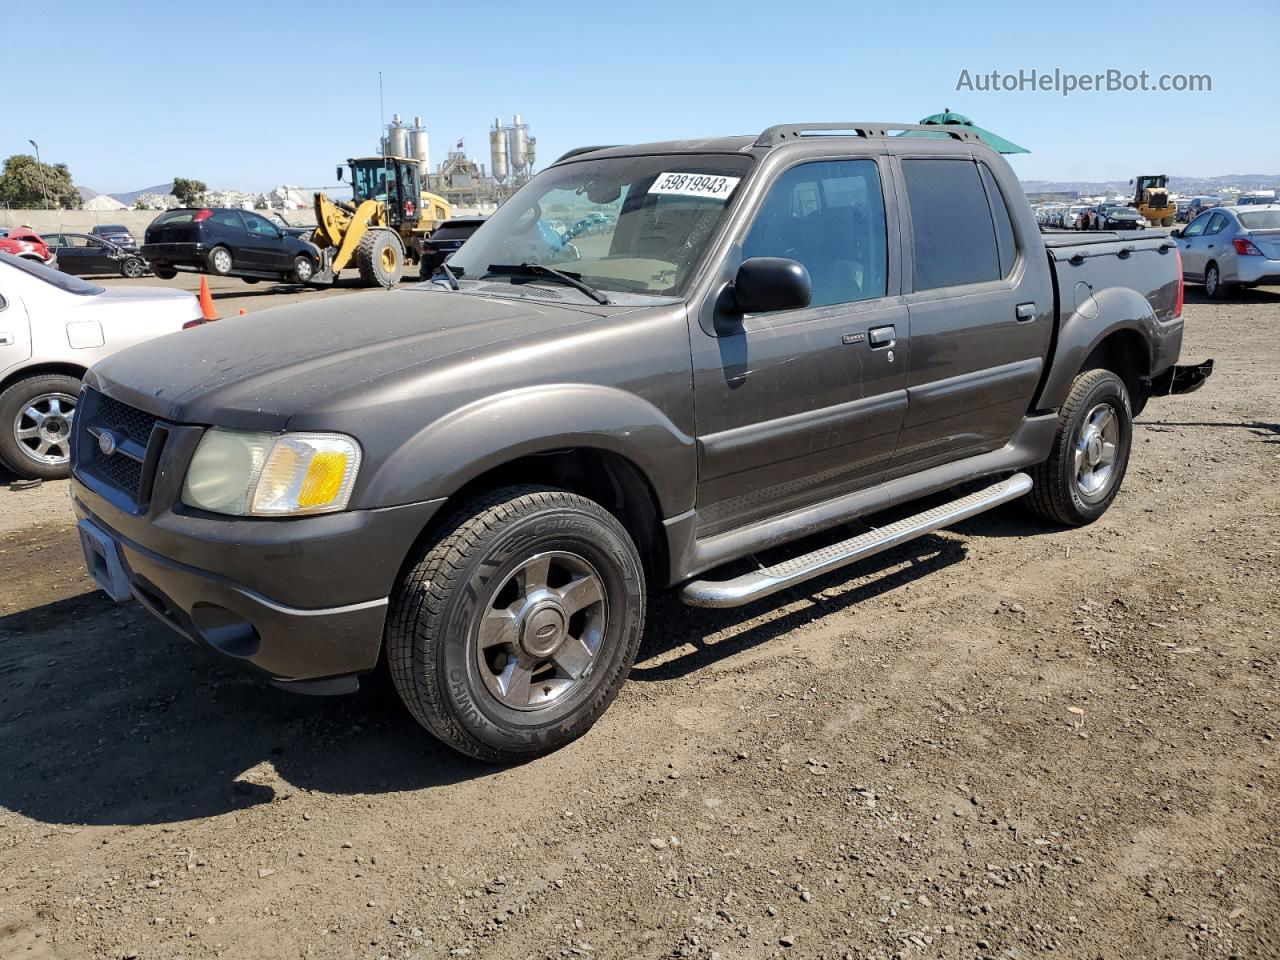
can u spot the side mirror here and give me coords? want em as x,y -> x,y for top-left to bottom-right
732,257 -> 811,314
1169,227 -> 1182,238
335,165 -> 344,181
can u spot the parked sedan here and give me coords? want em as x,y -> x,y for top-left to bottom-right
142,207 -> 320,284
417,217 -> 485,279
1091,205 -> 1146,231
44,232 -> 148,278
89,224 -> 138,251
0,253 -> 203,480
1172,205 -> 1280,299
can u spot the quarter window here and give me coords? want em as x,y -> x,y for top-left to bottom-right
741,159 -> 888,308
901,158 -> 1001,291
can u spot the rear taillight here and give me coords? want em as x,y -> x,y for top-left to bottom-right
193,209 -> 214,222
1174,246 -> 1184,319
182,318 -> 206,330
1232,237 -> 1263,256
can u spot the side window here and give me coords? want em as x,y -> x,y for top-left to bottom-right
741,158 -> 887,309
901,158 -> 1000,290
1182,215 -> 1209,238
978,163 -> 1018,277
211,210 -> 245,230
67,235 -> 91,248
1205,213 -> 1229,235
243,214 -> 276,236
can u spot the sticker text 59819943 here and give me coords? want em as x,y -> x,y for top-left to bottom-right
648,172 -> 741,201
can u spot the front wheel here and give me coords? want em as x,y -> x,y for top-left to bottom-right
355,229 -> 404,288
120,257 -> 147,279
386,486 -> 646,762
0,374 -> 82,481
152,263 -> 177,280
1026,368 -> 1132,526
290,255 -> 315,284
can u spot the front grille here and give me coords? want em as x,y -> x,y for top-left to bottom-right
75,389 -> 164,505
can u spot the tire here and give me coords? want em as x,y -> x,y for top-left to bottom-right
355,229 -> 403,288
120,257 -> 146,279
242,277 -> 260,284
386,485 -> 646,762
152,263 -> 177,280
0,373 -> 83,481
206,245 -> 233,276
1026,368 -> 1132,527
1204,262 -> 1231,300
290,254 -> 315,285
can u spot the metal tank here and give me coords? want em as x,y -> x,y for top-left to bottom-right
409,116 -> 431,178
489,116 -> 509,183
508,114 -> 529,175
385,113 -> 409,158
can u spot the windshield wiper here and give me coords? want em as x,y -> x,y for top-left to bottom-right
486,262 -> 611,305
434,260 -> 460,290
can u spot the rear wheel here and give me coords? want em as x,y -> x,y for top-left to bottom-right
1026,368 -> 1132,527
386,486 -> 646,762
152,263 -> 177,280
1204,262 -> 1231,300
0,374 -> 82,481
120,257 -> 146,279
207,245 -> 233,276
355,229 -> 403,288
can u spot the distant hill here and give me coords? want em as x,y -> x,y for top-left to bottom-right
1022,174 -> 1280,196
107,182 -> 174,206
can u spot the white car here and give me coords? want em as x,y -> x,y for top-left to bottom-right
0,253 -> 203,480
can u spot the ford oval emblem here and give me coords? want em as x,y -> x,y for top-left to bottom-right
98,431 -> 118,456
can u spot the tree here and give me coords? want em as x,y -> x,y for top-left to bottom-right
171,177 -> 207,207
0,154 -> 81,209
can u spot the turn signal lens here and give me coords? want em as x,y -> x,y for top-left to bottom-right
251,434 -> 362,515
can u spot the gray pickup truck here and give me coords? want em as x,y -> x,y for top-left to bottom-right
70,122 -> 1211,761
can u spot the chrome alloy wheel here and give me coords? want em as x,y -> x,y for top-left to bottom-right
212,248 -> 233,273
473,551 -> 608,711
14,392 -> 77,466
1074,402 -> 1120,501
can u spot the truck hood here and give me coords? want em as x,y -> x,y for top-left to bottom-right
86,287 -> 608,430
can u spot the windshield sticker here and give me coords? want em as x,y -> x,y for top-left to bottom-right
648,172 -> 741,202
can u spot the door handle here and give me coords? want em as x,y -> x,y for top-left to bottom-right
0,333 -> 13,346
868,325 -> 896,348
1016,302 -> 1036,321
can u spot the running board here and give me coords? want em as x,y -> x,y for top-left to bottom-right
679,473 -> 1033,608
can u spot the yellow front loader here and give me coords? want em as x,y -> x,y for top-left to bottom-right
1131,174 -> 1176,228
308,155 -> 452,288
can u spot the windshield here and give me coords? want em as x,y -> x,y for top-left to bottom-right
1,252 -> 105,294
1239,210 -> 1280,229
447,153 -> 755,297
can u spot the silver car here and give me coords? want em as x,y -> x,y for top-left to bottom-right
1173,205 -> 1280,299
0,253 -> 203,480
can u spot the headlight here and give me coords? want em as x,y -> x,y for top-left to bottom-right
182,428 -> 361,517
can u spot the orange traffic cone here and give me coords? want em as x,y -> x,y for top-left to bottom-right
198,275 -> 219,321
238,308 -> 246,316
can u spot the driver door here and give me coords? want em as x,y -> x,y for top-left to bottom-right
1176,213 -> 1213,279
690,157 -> 908,537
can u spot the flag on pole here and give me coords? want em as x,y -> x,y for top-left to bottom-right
456,138 -> 464,150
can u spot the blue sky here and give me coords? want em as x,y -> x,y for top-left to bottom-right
5,0 -> 1277,194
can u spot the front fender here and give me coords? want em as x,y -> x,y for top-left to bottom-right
1034,284 -> 1159,411
357,383 -> 696,518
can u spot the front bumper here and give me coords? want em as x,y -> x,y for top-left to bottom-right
71,468 -> 443,683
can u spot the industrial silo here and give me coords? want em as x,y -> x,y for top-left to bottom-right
489,116 -> 509,183
385,114 -> 410,158
410,117 -> 431,178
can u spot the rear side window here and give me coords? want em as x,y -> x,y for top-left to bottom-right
1205,213 -> 1229,235
979,163 -> 1017,277
211,210 -> 245,229
1,252 -> 105,294
901,158 -> 1000,291
741,158 -> 888,308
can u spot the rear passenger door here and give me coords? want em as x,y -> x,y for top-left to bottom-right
208,210 -> 252,268
691,157 -> 908,536
890,155 -> 1052,473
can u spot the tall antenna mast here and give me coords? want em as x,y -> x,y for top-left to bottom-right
378,71 -> 386,158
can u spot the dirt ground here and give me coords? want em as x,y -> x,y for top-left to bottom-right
0,287 -> 1277,960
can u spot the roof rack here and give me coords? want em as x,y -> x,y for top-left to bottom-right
754,122 -> 984,148
553,145 -> 622,163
